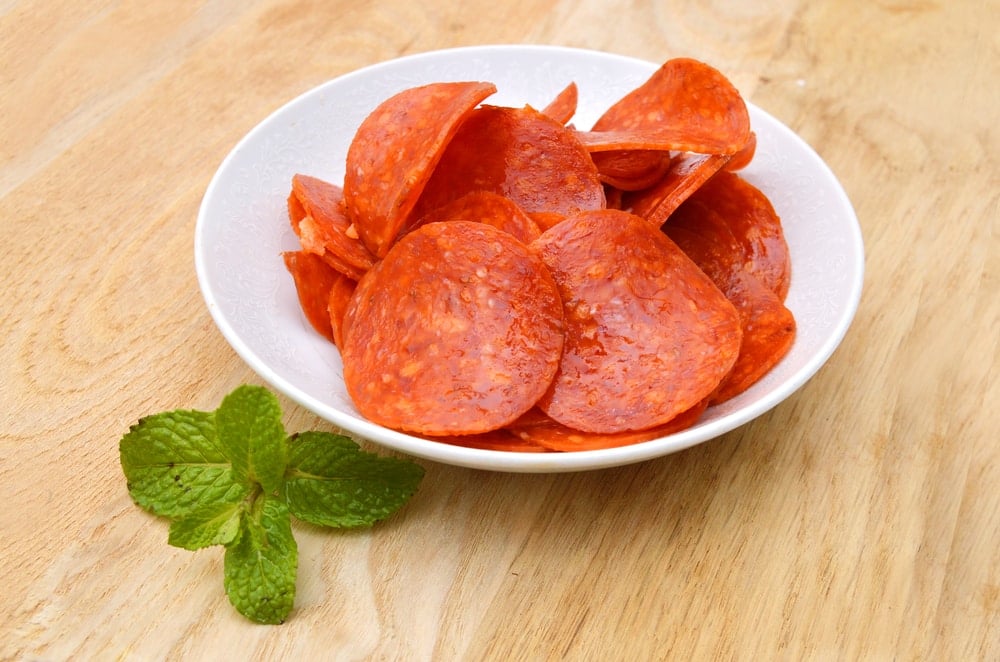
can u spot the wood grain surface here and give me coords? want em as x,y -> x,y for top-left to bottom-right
2,1 -> 997,659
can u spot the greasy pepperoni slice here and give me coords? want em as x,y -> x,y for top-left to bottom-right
591,58 -> 750,156
506,400 -> 708,451
341,221 -> 565,436
327,274 -> 357,349
724,131 -> 757,171
288,174 -> 376,281
541,81 -> 578,125
684,170 -> 791,300
420,428 -> 548,453
282,250 -> 351,344
664,205 -> 795,404
410,190 -> 541,244
412,104 -> 605,222
573,131 -> 678,191
595,151 -> 674,191
343,81 -> 497,258
622,152 -> 731,226
528,211 -> 569,233
531,209 -> 742,434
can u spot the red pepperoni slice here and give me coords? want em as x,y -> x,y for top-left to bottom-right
596,151 -> 675,191
724,131 -> 757,171
684,171 -> 791,300
282,250 -> 351,344
573,131 -> 677,191
541,81 -> 578,125
621,152 -> 731,226
341,221 -> 565,436
664,205 -> 795,404
343,81 -> 498,258
531,209 -> 742,433
421,428 -> 548,453
592,58 -> 750,156
506,400 -> 708,451
327,274 -> 357,349
288,174 -> 376,281
410,190 -> 541,244
412,104 -> 605,221
575,129 -> 697,152
528,211 -> 569,233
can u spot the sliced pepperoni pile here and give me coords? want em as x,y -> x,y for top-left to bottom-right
280,56 -> 796,452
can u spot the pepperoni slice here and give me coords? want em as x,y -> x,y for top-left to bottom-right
506,400 -> 708,451
621,152 -> 731,226
684,171 -> 791,300
575,129 -> 697,152
541,81 -> 578,125
596,151 -> 675,191
528,211 -> 569,233
410,190 -> 541,244
343,81 -> 498,258
412,104 -> 605,221
327,274 -> 357,349
531,209 -> 742,433
341,221 -> 565,436
724,131 -> 757,171
664,204 -> 795,404
288,174 -> 376,281
282,250 -> 351,344
591,58 -> 750,156
421,428 -> 548,453
572,131 -> 677,191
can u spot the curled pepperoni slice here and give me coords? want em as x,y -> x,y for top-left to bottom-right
327,274 -> 357,349
410,190 -> 541,244
724,131 -> 757,171
528,211 -> 569,233
341,221 -> 565,436
506,401 -> 708,451
412,104 -> 605,221
622,152 -> 731,226
421,428 -> 548,453
541,81 -> 578,125
531,209 -> 742,434
573,131 -> 677,191
684,171 -> 791,300
343,81 -> 497,258
664,205 -> 795,404
587,58 -> 749,190
282,250 -> 351,344
596,151 -> 675,192
592,58 -> 750,155
288,174 -> 376,281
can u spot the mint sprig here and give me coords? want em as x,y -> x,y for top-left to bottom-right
119,385 -> 424,624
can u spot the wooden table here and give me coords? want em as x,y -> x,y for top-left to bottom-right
3,1 -> 997,659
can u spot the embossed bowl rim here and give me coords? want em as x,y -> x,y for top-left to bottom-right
195,45 -> 864,472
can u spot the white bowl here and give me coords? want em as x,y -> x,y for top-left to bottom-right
195,45 -> 864,472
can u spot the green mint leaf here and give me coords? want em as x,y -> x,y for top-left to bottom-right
119,384 -> 426,625
168,500 -> 244,550
224,492 -> 297,624
216,385 -> 287,493
120,409 -> 248,518
285,431 -> 425,528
